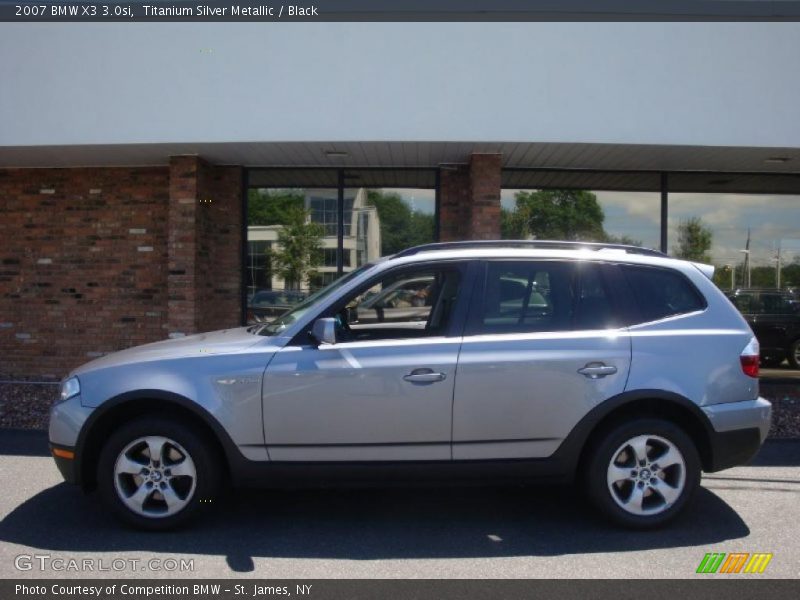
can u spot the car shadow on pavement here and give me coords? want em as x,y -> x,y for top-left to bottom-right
747,439 -> 800,466
0,480 -> 750,572
0,429 -> 50,457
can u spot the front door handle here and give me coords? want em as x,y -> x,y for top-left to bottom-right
403,368 -> 447,384
578,362 -> 618,379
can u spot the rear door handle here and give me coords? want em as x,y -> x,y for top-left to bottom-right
578,363 -> 618,379
403,368 -> 447,384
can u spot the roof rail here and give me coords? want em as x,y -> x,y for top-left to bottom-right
394,240 -> 667,258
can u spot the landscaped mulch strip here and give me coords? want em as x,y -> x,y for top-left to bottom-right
2,381 -> 799,438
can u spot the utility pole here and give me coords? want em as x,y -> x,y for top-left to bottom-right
776,243 -> 782,289
744,229 -> 752,288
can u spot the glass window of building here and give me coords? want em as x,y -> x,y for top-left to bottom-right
348,187 -> 436,259
246,180 -> 435,324
667,193 -> 800,291
500,189 -> 661,251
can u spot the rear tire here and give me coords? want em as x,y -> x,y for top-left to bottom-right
761,355 -> 784,368
97,416 -> 222,530
787,339 -> 800,370
584,418 -> 700,529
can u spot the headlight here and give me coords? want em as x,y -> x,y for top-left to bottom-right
59,377 -> 80,402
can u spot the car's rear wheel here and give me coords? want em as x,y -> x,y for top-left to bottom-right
761,355 -> 784,368
584,418 -> 700,528
787,339 -> 800,370
97,416 -> 222,530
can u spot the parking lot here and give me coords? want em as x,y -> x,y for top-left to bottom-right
0,430 -> 797,579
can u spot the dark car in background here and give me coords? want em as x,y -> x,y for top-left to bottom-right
726,288 -> 800,368
247,290 -> 308,323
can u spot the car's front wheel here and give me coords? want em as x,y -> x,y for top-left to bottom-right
97,416 -> 222,530
584,418 -> 700,528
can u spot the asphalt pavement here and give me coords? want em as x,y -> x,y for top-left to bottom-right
0,430 -> 798,579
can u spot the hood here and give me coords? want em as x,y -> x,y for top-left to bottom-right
72,327 -> 265,375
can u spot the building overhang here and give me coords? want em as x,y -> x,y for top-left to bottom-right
1,141 -> 799,193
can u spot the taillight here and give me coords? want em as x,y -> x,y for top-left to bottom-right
740,337 -> 760,378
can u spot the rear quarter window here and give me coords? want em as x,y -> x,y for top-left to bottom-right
621,265 -> 706,324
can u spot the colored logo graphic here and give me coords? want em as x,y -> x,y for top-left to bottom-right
696,552 -> 773,574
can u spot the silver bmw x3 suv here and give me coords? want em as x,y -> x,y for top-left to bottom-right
49,240 -> 772,530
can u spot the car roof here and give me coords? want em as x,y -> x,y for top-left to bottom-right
385,241 -> 697,272
394,240 -> 666,258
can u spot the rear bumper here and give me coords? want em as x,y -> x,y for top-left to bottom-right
702,397 -> 772,472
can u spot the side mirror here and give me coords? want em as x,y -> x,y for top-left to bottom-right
310,317 -> 337,345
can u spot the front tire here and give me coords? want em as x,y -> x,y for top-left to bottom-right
584,418 -> 700,528
97,416 -> 222,530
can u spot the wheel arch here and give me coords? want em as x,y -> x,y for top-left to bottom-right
76,390 -> 240,491
558,390 -> 715,476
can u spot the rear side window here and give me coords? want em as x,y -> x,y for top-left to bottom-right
759,293 -> 795,315
476,261 -> 619,334
621,265 -> 706,323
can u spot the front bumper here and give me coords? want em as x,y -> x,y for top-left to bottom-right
48,394 -> 94,486
702,397 -> 772,472
50,444 -> 78,484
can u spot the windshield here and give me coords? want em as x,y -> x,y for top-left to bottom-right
254,263 -> 376,336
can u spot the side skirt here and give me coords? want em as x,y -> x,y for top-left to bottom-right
229,457 -> 575,489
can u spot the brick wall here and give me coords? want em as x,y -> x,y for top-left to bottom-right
0,160 -> 243,379
0,167 -> 170,379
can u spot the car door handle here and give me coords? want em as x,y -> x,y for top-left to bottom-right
403,368 -> 447,384
578,363 -> 618,379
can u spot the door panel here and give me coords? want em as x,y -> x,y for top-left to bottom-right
453,331 -> 630,459
452,259 -> 631,460
262,338 -> 459,461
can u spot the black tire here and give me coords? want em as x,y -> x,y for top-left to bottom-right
787,339 -> 800,370
583,418 -> 701,529
97,416 -> 222,530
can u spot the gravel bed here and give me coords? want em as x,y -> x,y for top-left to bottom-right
2,381 -> 799,438
0,382 -> 59,430
760,384 -> 800,439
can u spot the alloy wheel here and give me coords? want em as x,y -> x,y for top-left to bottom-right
113,436 -> 197,518
606,434 -> 686,516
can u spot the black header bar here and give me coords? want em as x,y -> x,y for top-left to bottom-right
3,0 -> 800,22
4,579 -> 800,600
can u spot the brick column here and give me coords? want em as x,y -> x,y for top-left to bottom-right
437,153 -> 502,242
168,156 -> 243,337
167,156 -> 202,337
196,164 -> 243,332
468,153 -> 502,240
438,165 -> 471,242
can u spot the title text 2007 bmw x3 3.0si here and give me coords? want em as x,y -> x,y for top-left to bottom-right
49,241 -> 772,530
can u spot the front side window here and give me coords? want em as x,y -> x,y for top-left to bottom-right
621,265 -> 706,324
332,266 -> 462,342
729,293 -> 756,313
477,261 -> 617,334
258,262 -> 375,336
